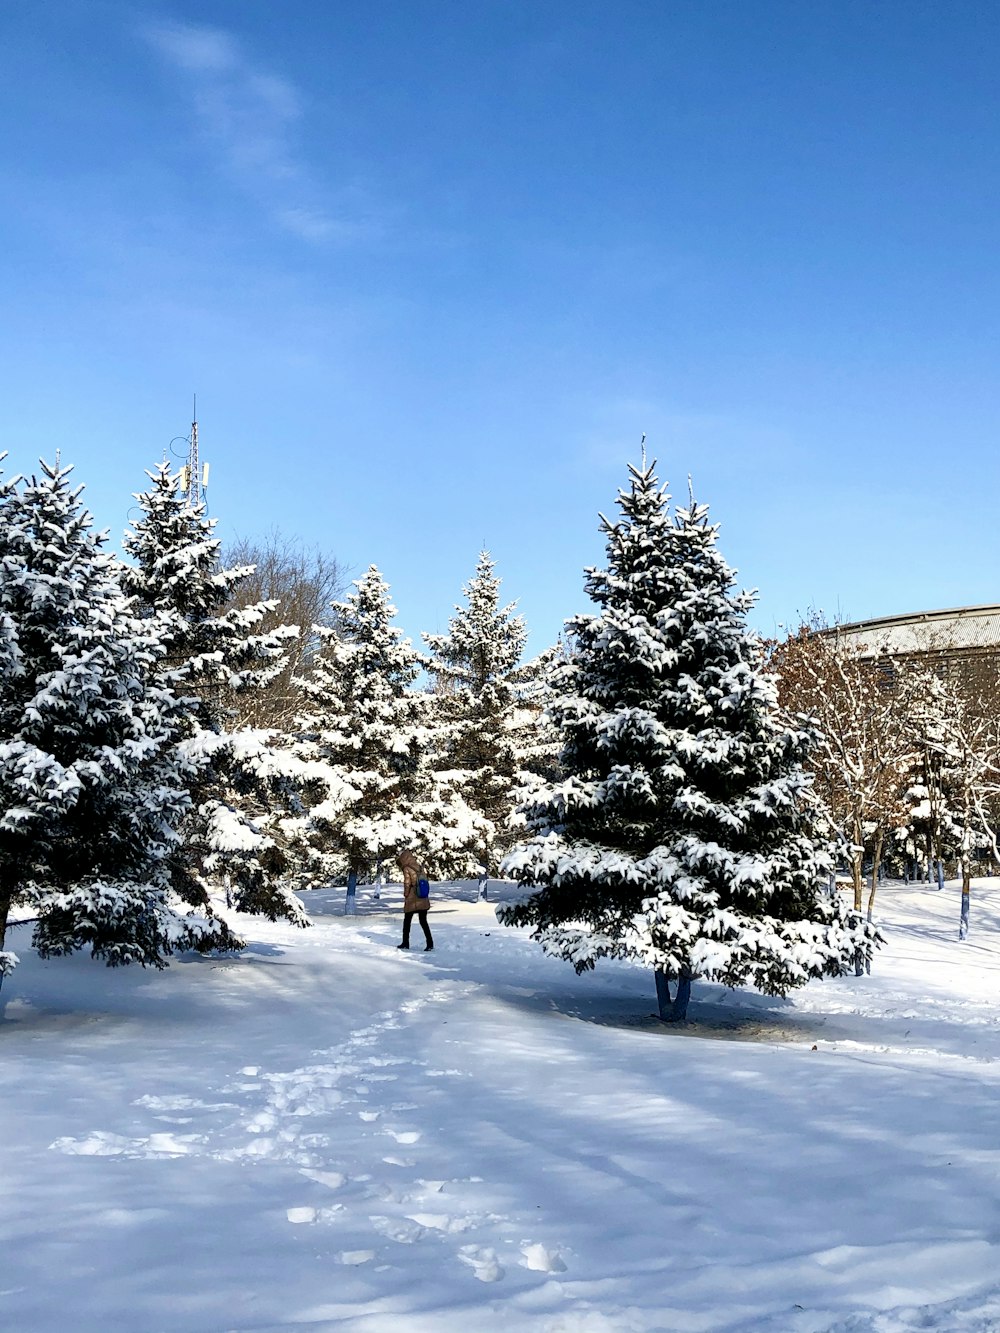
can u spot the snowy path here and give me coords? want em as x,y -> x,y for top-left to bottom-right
3,882 -> 1000,1331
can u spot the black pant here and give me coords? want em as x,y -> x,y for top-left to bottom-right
402,911 -> 433,948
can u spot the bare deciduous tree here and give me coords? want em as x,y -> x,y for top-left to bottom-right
771,619 -> 915,924
908,670 -> 1000,939
222,530 -> 346,730
774,616 -> 1000,943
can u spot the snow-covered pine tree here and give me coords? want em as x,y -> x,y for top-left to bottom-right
906,670 -> 1000,939
899,671 -> 959,888
121,463 -> 307,926
0,456 -> 19,979
0,459 -> 235,979
292,565 -> 484,905
500,460 -> 877,1021
422,551 -> 559,876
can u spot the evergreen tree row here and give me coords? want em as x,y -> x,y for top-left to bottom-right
0,455 -> 555,978
1,446 -> 882,1026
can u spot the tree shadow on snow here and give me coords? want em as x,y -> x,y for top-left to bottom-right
424,931 -> 828,1045
486,984 -> 827,1044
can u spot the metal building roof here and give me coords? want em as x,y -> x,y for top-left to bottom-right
829,604 -> 1000,659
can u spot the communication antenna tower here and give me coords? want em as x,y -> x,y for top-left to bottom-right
177,395 -> 210,507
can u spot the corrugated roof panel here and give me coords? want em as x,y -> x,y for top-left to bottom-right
831,605 -> 1000,658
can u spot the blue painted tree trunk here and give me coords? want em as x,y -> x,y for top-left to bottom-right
936,861 -> 945,892
854,940 -> 865,976
345,868 -> 358,916
960,874 -> 970,940
654,968 -> 692,1022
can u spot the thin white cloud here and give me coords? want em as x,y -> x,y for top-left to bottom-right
144,21 -> 241,74
141,19 -> 372,242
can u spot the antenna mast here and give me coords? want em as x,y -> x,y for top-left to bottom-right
179,394 -> 210,508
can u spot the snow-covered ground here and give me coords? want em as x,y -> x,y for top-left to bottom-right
3,879 -> 1000,1333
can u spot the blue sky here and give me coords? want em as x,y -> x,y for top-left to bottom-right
4,1 -> 1000,654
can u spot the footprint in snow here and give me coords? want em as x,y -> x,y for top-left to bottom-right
286,1205 -> 343,1225
144,1132 -> 205,1156
337,1250 -> 376,1266
94,1207 -> 168,1226
408,1212 -> 476,1234
366,1182 -> 407,1204
520,1241 -> 567,1273
458,1245 -> 504,1282
50,1132 -> 129,1156
385,1129 -> 421,1144
51,1131 -> 204,1158
370,1215 -> 428,1244
299,1168 -> 346,1190
133,1094 -> 238,1113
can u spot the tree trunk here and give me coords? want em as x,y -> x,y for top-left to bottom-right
0,872 -> 16,992
960,866 -> 971,941
866,830 -> 883,924
0,862 -> 16,952
654,968 -> 692,1022
0,896 -> 11,955
851,822 -> 864,912
345,867 -> 358,915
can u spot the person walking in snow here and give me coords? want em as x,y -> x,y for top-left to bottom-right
396,848 -> 434,951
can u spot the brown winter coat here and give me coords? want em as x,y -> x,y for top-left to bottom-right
397,849 -> 431,913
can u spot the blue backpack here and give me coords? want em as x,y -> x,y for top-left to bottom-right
417,877 -> 430,899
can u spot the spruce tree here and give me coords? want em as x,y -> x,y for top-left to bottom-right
0,459 -> 233,977
500,460 -> 876,1021
292,566 -> 483,904
122,463 -> 307,926
905,670 -> 1000,938
423,551 -> 558,875
902,672 -> 962,887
